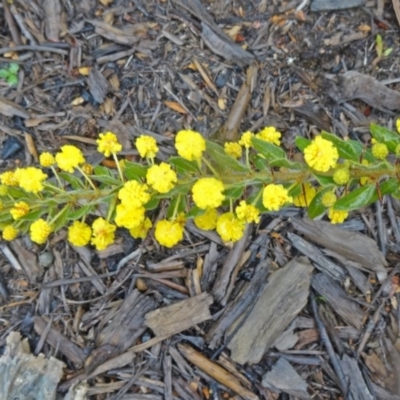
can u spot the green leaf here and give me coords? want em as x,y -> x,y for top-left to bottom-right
166,195 -> 186,219
8,63 -> 19,74
52,205 -> 71,232
156,181 -> 193,199
168,156 -> 198,174
90,174 -> 120,186
224,184 -> 245,200
58,172 -> 85,190
307,186 -> 334,219
376,34 -> 383,58
313,173 -> 335,186
68,204 -> 94,221
333,184 -> 376,211
186,205 -> 204,218
367,178 -> 400,204
321,132 -> 363,161
295,137 -> 311,151
206,140 -> 248,172
94,165 -> 113,177
269,158 -> 304,169
252,154 -> 268,171
21,209 -> 46,221
370,123 -> 400,153
7,75 -> 18,86
144,196 -> 160,210
0,69 -> 10,78
123,161 -> 147,181
0,211 -> 12,223
252,137 -> 286,161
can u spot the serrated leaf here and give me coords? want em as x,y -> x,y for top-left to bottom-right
252,137 -> 286,161
166,195 -> 187,219
295,137 -> 311,151
58,172 -> 85,190
124,161 -> 147,181
334,184 -> 376,211
370,123 -> 400,152
206,140 -> 248,172
321,131 -> 363,161
8,63 -> 19,74
168,156 -> 198,174
68,204 -> 94,221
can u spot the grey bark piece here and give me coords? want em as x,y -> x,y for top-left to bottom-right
227,257 -> 313,365
291,218 -> 387,277
340,354 -> 374,400
312,273 -> 363,329
311,0 -> 366,11
262,357 -> 309,399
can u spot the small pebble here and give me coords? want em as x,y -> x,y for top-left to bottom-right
39,252 -> 54,268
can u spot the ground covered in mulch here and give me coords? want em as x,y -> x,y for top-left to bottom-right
1,0 -> 400,399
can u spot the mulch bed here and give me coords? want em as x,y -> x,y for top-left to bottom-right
0,0 -> 400,399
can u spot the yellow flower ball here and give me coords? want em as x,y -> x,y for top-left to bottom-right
91,217 -> 116,251
175,130 -> 206,161
262,184 -> 293,211
293,183 -> 317,207
146,162 -> 177,194
118,181 -> 150,208
129,217 -> 152,239
2,225 -> 18,241
192,178 -> 225,210
238,131 -> 254,149
10,201 -> 30,220
155,219 -> 184,248
14,167 -> 47,193
224,142 -> 242,159
30,219 -> 52,244
115,203 -> 145,229
81,163 -> 94,175
39,152 -> 55,167
328,208 -> 348,224
304,136 -> 339,172
256,126 -> 281,146
216,212 -> 245,242
333,168 -> 350,185
321,192 -> 337,208
0,171 -> 19,186
194,208 -> 219,230
396,118 -> 400,134
67,221 -> 92,247
136,135 -> 159,159
97,131 -> 122,157
235,201 -> 260,223
371,142 -> 389,160
55,145 -> 85,173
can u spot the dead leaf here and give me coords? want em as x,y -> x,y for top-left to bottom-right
24,133 -> 38,161
164,101 -> 187,114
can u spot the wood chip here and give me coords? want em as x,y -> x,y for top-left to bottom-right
393,0 -> 400,27
0,96 -> 29,118
310,0 -> 366,11
43,0 -> 61,42
262,357 -> 309,399
145,292 -> 213,337
227,257 -> 313,364
87,68 -> 109,104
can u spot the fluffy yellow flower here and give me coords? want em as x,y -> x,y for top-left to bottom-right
192,178 -> 225,209
30,219 -> 52,244
91,217 -> 116,250
238,131 -> 254,149
321,192 -> 337,208
155,219 -> 184,248
14,167 -> 47,193
39,152 -> 55,167
118,181 -> 150,207
97,131 -> 122,157
371,143 -> 388,160
175,130 -> 206,161
0,171 -> 19,186
304,136 -> 339,172
293,183 -> 317,207
10,201 -> 30,220
235,201 -> 260,223
256,126 -> 281,146
115,203 -> 145,229
262,184 -> 293,211
328,208 -> 348,224
333,168 -> 350,185
396,118 -> 400,134
136,135 -> 159,159
2,225 -> 18,241
216,212 -> 245,242
129,217 -> 152,239
146,162 -> 177,193
224,142 -> 242,159
68,221 -> 92,247
55,145 -> 85,173
194,208 -> 219,230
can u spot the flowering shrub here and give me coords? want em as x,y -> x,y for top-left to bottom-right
0,123 -> 399,250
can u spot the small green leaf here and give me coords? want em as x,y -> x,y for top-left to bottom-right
321,132 -> 363,161
166,195 -> 186,219
168,156 -> 198,174
52,205 -> 71,232
0,211 -> 12,223
6,75 -> 18,86
58,173 -> 85,190
376,34 -> 383,58
269,158 -> 304,169
206,140 -> 248,172
252,137 -> 286,161
68,204 -> 94,221
295,137 -> 311,151
8,63 -> 19,74
313,173 -> 335,186
90,174 -> 120,186
0,69 -> 10,78
21,209 -> 46,221
186,205 -> 204,218
124,161 -> 147,181
383,48 -> 393,57
334,184 -> 376,211
94,165 -> 113,177
224,184 -> 245,200
370,123 -> 400,153
144,196 -> 160,210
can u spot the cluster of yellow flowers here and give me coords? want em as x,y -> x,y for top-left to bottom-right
0,123 -> 399,250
